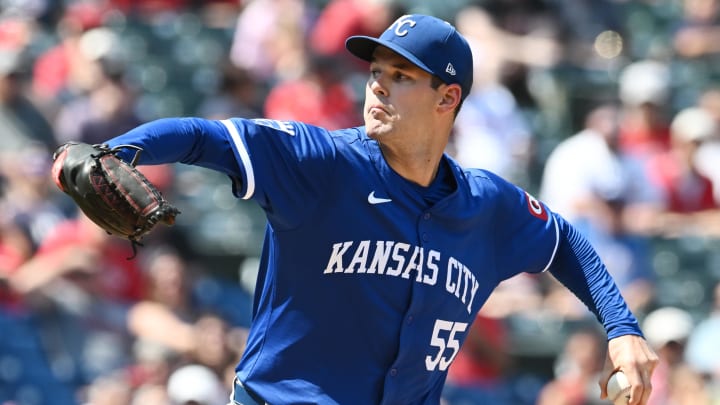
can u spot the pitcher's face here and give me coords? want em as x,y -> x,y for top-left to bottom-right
363,46 -> 442,141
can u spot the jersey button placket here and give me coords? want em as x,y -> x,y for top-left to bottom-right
419,212 -> 431,243
390,368 -> 398,377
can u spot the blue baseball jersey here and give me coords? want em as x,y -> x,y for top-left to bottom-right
107,117 -> 640,405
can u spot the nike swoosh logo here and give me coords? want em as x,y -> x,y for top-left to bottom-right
368,191 -> 392,204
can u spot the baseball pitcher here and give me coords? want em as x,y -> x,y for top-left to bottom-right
52,14 -> 658,405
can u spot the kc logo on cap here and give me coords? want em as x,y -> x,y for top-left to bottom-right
345,14 -> 474,100
389,15 -> 417,37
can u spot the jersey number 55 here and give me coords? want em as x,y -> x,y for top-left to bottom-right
425,319 -> 468,371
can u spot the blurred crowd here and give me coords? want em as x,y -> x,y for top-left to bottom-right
1,0 -> 720,404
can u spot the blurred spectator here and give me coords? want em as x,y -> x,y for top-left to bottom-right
126,306 -> 248,390
165,364 -> 228,405
32,1 -> 107,105
126,338 -> 179,390
229,0 -> 311,82
263,54 -> 361,129
443,313 -> 512,404
0,215 -> 32,307
196,61 -> 263,120
643,107 -> 720,237
6,213 -> 147,385
190,312 -> 245,385
0,144 -> 65,306
617,59 -> 672,161
536,325 -> 606,405
646,107 -> 717,213
53,27 -> 143,145
539,104 -> 641,218
695,88 -> 720,204
451,1 -> 563,132
539,103 -> 661,313
123,249 -> 201,358
308,0 -> 398,58
0,142 -> 70,251
9,212 -> 145,302
665,363 -> 715,405
672,0 -> 720,59
0,47 -> 56,152
143,248 -> 197,321
453,4 -> 562,89
642,306 -> 695,405
685,281 -> 720,382
127,249 -> 247,378
449,6 -> 537,186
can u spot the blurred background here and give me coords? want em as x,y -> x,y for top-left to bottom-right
1,0 -> 720,404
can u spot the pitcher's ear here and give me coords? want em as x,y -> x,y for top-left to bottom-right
438,84 -> 461,113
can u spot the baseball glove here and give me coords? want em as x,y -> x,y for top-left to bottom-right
51,142 -> 180,257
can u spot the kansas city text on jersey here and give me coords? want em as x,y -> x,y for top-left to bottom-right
323,240 -> 480,314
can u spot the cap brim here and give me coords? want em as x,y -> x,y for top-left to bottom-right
345,35 -> 434,76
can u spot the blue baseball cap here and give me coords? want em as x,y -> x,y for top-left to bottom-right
345,14 -> 473,100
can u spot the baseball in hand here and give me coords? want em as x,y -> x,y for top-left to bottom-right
607,371 -> 631,404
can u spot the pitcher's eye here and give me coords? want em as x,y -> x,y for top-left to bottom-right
393,72 -> 410,81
